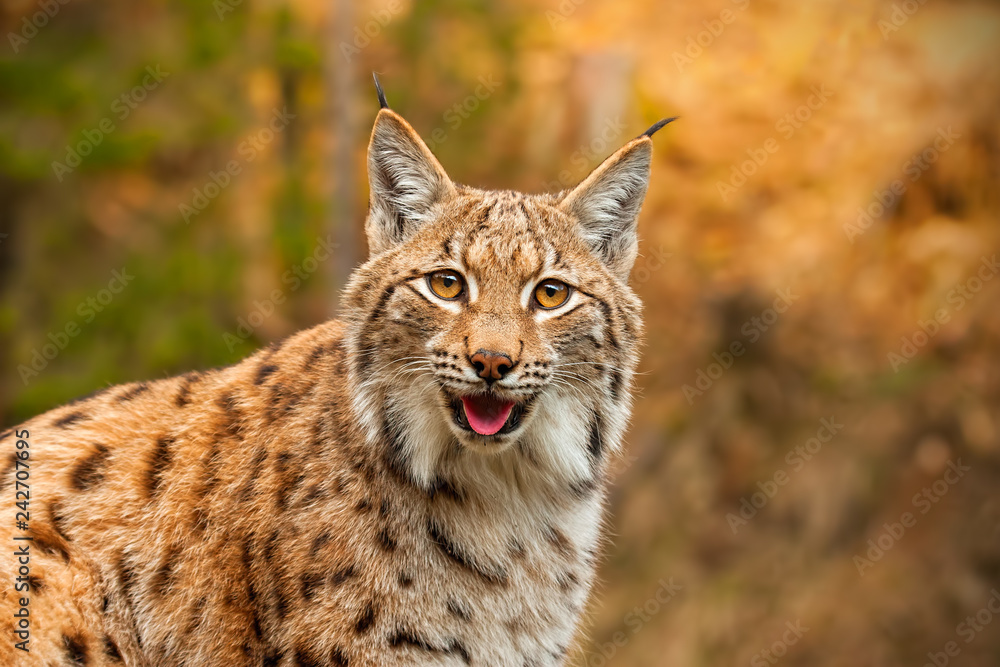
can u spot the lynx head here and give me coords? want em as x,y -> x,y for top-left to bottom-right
343,91 -> 671,492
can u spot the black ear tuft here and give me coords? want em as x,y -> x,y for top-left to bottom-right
373,73 -> 389,109
641,117 -> 679,139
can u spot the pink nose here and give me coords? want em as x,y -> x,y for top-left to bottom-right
470,350 -> 513,383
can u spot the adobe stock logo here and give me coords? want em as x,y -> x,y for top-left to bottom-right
887,255 -> 998,372
716,86 -> 833,202
726,417 -> 843,534
179,107 -> 296,224
878,0 -> 931,39
424,75 -> 502,153
853,459 -> 970,576
222,235 -> 338,352
18,268 -> 135,385
51,65 -> 170,182
583,578 -> 682,667
922,590 -> 1000,667
542,116 -> 627,192
750,620 -> 809,666
671,0 -> 751,72
682,288 -> 799,404
843,126 -> 960,243
339,1 -> 405,62
7,0 -> 71,54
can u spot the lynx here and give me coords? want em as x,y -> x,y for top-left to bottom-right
0,81 -> 672,666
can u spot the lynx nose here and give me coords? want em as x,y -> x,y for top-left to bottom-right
470,350 -> 514,384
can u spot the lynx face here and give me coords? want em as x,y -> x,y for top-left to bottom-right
367,192 -> 636,454
343,107 -> 658,485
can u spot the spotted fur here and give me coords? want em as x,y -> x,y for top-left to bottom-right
0,105 -> 662,665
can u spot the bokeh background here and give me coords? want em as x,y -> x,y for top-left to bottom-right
2,0 -> 1000,665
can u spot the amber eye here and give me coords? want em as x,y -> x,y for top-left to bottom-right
534,279 -> 571,309
427,270 -> 465,300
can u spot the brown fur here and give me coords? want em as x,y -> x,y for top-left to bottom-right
0,107 -> 661,666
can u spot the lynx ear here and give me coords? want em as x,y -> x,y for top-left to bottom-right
560,120 -> 673,280
366,108 -> 456,256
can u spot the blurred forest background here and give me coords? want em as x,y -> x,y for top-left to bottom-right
2,0 -> 1000,665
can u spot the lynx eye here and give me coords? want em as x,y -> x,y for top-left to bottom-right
427,270 -> 465,300
534,279 -> 571,309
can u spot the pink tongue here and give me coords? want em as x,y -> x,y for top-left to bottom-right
461,395 -> 515,436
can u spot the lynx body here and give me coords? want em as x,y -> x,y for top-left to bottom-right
0,98 -> 666,666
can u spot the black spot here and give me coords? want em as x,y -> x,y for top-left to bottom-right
426,476 -> 464,503
247,597 -> 264,642
388,629 -> 471,664
63,633 -> 88,666
103,636 -> 123,661
263,529 -> 279,565
570,477 -> 599,499
330,565 -> 356,586
609,369 -> 624,401
587,414 -> 604,460
310,531 -> 330,558
447,598 -> 472,622
300,572 -> 323,601
518,199 -> 533,222
255,364 -> 279,385
191,506 -> 209,534
53,411 -> 88,429
558,571 -> 581,593
71,444 -> 111,491
239,447 -> 268,501
447,639 -> 472,665
116,382 -> 150,402
397,571 -> 413,588
273,581 -> 291,621
185,596 -> 207,637
175,372 -> 201,408
241,534 -> 256,575
304,344 -> 327,370
262,649 -> 284,667
377,526 -> 397,552
146,436 -> 173,497
294,646 -> 322,667
274,453 -> 296,509
35,529 -> 70,562
354,602 -> 376,633
119,552 -> 137,602
217,391 -> 244,438
597,306 -> 621,350
388,628 -> 435,652
545,525 -> 573,556
50,502 -> 71,543
21,575 -> 41,595
153,546 -> 178,596
427,517 -> 508,586
330,646 -> 349,666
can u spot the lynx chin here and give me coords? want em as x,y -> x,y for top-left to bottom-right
0,79 -> 674,666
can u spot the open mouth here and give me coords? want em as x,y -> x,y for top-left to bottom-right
451,394 -> 525,436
